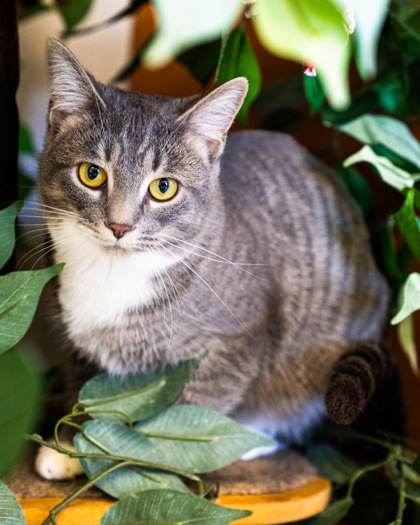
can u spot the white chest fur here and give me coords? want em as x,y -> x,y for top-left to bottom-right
50,221 -> 179,339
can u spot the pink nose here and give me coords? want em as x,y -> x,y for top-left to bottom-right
108,223 -> 133,240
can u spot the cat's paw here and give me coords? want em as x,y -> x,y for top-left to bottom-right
35,441 -> 84,480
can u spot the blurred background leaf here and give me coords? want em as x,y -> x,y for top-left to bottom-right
0,344 -> 42,478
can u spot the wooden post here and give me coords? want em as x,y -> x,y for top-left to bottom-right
0,0 -> 19,272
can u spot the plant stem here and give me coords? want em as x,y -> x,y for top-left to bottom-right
41,460 -> 131,525
346,457 -> 392,499
26,433 -> 202,483
394,478 -> 407,525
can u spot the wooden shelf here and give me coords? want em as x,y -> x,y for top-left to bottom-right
19,477 -> 331,525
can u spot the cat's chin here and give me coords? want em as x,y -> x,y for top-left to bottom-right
102,243 -> 137,255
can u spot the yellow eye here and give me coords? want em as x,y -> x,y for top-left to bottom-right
79,163 -> 107,188
148,178 -> 178,201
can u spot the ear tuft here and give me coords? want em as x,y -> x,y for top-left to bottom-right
45,38 -> 105,126
179,77 -> 248,158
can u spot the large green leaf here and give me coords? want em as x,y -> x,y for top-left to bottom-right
55,0 -> 93,32
78,357 -> 200,423
0,345 -> 42,477
340,114 -> 420,170
100,489 -> 251,525
344,145 -> 419,192
217,28 -> 261,125
75,421 -> 188,499
307,444 -> 359,485
254,0 -> 351,109
0,203 -> 20,271
0,264 -> 64,355
144,0 -> 243,67
0,481 -> 26,525
135,405 -> 275,473
391,272 -> 420,324
394,190 -> 420,261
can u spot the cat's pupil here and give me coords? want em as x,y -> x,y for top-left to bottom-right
88,165 -> 100,180
158,178 -> 169,194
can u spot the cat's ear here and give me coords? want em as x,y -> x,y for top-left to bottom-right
178,78 -> 248,159
45,38 -> 105,127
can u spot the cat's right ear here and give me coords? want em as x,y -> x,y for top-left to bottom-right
178,77 -> 248,160
45,38 -> 105,127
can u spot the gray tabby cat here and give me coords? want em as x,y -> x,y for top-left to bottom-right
38,39 -> 395,453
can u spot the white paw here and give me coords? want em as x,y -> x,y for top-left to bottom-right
35,441 -> 84,480
241,441 -> 285,461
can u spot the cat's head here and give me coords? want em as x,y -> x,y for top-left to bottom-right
38,39 -> 248,254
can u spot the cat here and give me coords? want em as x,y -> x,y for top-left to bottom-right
35,38 -> 401,478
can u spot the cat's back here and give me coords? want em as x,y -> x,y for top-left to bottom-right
221,130 -> 389,344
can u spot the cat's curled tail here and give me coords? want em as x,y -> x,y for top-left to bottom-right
325,341 -> 404,432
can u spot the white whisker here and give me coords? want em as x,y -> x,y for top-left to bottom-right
160,236 -> 270,282
157,241 -> 254,339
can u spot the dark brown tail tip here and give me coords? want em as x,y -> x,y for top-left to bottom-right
325,343 -> 387,425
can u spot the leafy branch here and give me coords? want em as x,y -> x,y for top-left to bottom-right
298,433 -> 420,525
23,356 -> 273,524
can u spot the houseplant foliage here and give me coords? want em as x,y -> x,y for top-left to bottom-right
0,202 -> 62,521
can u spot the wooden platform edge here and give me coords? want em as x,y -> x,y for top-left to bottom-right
19,477 -> 331,525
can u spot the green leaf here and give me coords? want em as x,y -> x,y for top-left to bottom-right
394,190 -> 420,261
0,203 -> 20,271
339,114 -> 420,170
0,345 -> 42,477
19,123 -> 35,154
0,264 -> 64,355
344,145 -> 418,192
391,272 -> 420,324
386,459 -> 420,503
349,0 -> 391,80
254,0 -> 351,109
144,0 -> 243,67
55,0 -> 93,32
301,497 -> 353,525
322,90 -> 378,126
135,405 -> 275,473
217,28 -> 262,125
371,221 -> 406,296
307,444 -> 359,484
100,489 -> 251,525
334,165 -> 374,219
177,39 -> 221,86
304,74 -> 326,114
78,357 -> 201,423
413,453 -> 420,475
0,480 -> 26,525
75,421 -> 188,499
396,314 -> 419,373
253,75 -> 306,113
18,171 -> 36,202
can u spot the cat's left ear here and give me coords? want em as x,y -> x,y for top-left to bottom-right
178,78 -> 248,159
